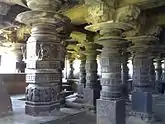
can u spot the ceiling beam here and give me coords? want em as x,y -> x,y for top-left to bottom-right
150,13 -> 165,26
63,5 -> 88,25
119,0 -> 165,10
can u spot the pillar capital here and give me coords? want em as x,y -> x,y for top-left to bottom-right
26,0 -> 68,12
128,35 -> 159,57
84,42 -> 101,56
85,0 -> 141,26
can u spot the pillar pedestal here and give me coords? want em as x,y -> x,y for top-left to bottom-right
86,22 -> 133,124
16,8 -> 70,116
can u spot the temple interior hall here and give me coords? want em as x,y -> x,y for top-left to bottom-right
2,0 -> 165,124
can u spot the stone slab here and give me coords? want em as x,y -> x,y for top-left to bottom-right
0,80 -> 12,116
97,98 -> 125,124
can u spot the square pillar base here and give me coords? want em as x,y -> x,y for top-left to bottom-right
25,103 -> 60,116
77,83 -> 84,96
83,88 -> 100,108
152,94 -> 165,121
132,91 -> 152,117
97,98 -> 125,124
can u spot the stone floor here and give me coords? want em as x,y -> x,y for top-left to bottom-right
1,94 -> 165,124
0,95 -> 95,124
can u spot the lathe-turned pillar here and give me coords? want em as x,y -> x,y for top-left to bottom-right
129,36 -> 158,119
77,53 -> 86,96
79,53 -> 86,87
83,42 -> 100,108
68,59 -> 74,79
0,3 -> 13,116
160,59 -> 165,94
155,59 -> 162,81
86,22 -> 133,124
149,58 -> 156,92
121,52 -> 130,101
16,0 -> 71,116
14,43 -> 26,73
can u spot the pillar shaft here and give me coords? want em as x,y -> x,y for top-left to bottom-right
85,53 -> 98,89
68,60 -> 74,79
162,60 -> 165,82
155,59 -> 162,81
149,59 -> 156,91
77,53 -> 86,96
25,24 -> 64,115
122,57 -> 129,85
121,55 -> 129,100
83,42 -> 100,107
80,55 -> 86,86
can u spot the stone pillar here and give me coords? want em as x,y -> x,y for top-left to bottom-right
79,54 -> 86,87
162,60 -> 165,83
83,42 -> 100,107
68,59 -> 74,79
86,22 -> 132,124
149,59 -> 156,92
0,3 -> 12,116
14,43 -> 26,73
155,59 -> 162,81
121,53 -> 130,101
16,0 -> 70,116
154,58 -> 164,94
77,53 -> 86,96
129,36 -> 158,119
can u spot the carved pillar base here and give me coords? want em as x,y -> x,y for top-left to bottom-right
86,22 -> 133,124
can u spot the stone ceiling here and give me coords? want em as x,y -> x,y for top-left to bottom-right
0,0 -> 165,56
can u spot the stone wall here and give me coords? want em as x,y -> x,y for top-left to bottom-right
0,74 -> 26,95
